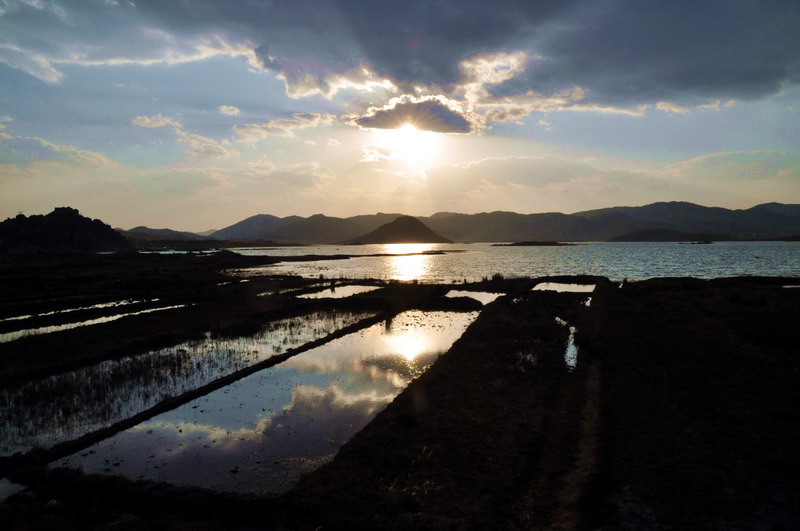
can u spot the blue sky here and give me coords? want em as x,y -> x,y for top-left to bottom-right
1,0 -> 798,231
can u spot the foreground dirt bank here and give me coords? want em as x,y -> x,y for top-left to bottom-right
2,272 -> 799,529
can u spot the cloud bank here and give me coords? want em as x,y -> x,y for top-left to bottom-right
1,0 -> 797,107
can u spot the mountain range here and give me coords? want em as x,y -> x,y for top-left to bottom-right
198,202 -> 800,243
4,202 -> 799,255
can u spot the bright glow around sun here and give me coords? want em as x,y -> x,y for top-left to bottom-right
370,123 -> 442,171
384,329 -> 430,361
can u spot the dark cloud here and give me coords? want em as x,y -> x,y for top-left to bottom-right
254,45 -> 282,71
2,0 -> 799,104
354,96 -> 475,133
332,1 -> 575,88
515,0 -> 800,104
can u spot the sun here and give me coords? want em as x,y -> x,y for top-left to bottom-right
371,122 -> 442,171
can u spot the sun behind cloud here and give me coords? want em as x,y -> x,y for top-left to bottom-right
369,123 -> 443,172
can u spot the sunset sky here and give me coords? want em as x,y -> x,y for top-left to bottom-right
1,0 -> 799,231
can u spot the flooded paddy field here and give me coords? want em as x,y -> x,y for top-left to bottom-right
1,253 -> 799,530
55,311 -> 477,494
1,310 -> 373,456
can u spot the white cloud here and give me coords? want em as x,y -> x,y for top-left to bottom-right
656,101 -> 691,114
0,44 -> 63,84
457,51 -> 533,104
696,100 -> 721,110
477,86 -> 647,125
268,161 -> 335,187
278,64 -> 396,100
63,38 -> 265,71
664,151 -> 800,181
360,146 -> 391,163
30,137 -> 116,167
133,114 -> 237,159
218,105 -> 240,116
233,112 -> 335,143
176,131 -> 237,160
236,159 -> 335,188
132,114 -> 181,128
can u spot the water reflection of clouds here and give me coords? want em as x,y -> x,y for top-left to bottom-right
1,310 -> 371,457
76,380 -> 398,493
59,310 -> 479,493
131,382 -> 394,458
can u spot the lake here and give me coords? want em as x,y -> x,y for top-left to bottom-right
234,241 -> 800,282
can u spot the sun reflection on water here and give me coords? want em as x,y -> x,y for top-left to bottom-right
383,243 -> 433,281
383,328 -> 431,361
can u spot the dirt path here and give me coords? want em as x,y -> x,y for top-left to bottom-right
548,361 -> 601,530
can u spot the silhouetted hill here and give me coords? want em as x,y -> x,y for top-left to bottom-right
421,211 -> 661,242
342,216 -> 453,244
271,214 -> 376,244
574,201 -> 800,238
210,214 -> 303,240
750,202 -> 800,218
608,229 -> 731,242
0,207 -> 134,254
210,213 -> 404,244
124,226 -> 208,241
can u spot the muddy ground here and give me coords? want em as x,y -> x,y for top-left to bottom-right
1,253 -> 799,529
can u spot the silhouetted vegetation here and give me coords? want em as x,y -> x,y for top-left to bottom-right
0,208 -> 134,255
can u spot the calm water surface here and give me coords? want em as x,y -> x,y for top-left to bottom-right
1,310 -> 372,456
57,311 -> 478,494
234,242 -> 800,282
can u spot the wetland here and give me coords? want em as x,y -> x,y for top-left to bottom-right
1,249 -> 798,529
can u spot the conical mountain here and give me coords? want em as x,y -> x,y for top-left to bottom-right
342,216 -> 452,244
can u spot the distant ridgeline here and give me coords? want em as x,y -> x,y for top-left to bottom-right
0,207 -> 134,255
5,201 -> 800,253
206,202 -> 800,244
